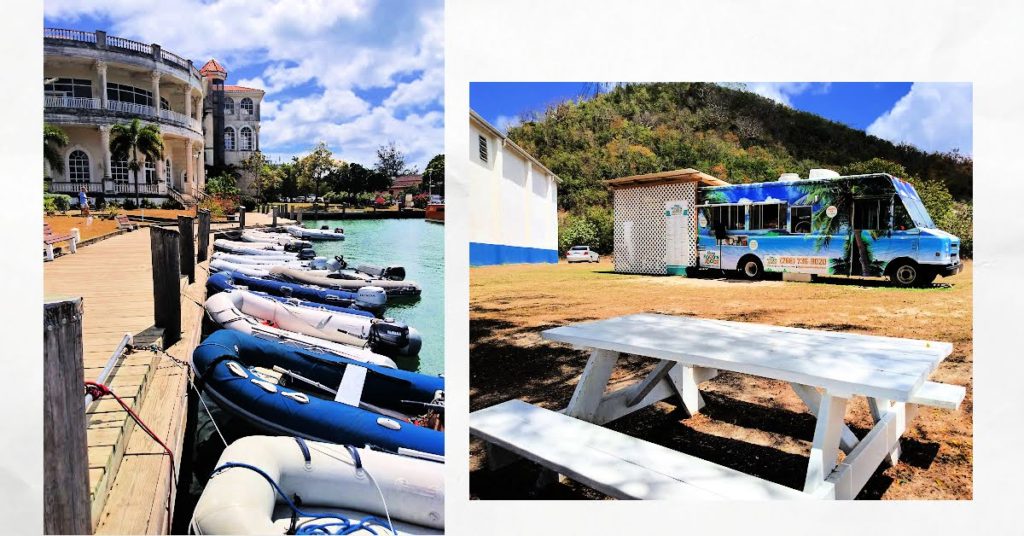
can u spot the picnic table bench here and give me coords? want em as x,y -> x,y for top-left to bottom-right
115,214 -> 137,231
470,313 -> 966,500
43,223 -> 77,261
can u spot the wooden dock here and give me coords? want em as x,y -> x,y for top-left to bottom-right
43,211 -> 289,534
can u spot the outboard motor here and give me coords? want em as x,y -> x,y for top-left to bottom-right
355,286 -> 387,310
307,256 -> 328,270
367,321 -> 422,356
356,264 -> 407,281
297,248 -> 317,260
320,225 -> 330,230
283,240 -> 313,252
326,255 -> 349,272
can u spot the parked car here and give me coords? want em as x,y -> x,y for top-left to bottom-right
566,245 -> 599,263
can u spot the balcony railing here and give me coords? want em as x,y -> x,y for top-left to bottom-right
49,180 -> 167,196
45,96 -> 202,134
45,96 -> 100,110
48,181 -> 103,194
45,28 -> 202,81
113,182 -> 165,195
106,100 -> 154,116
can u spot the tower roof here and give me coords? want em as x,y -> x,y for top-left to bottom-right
200,58 -> 227,76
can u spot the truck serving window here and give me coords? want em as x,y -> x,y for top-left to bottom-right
790,206 -> 812,233
853,198 -> 890,230
750,203 -> 785,230
705,205 -> 746,231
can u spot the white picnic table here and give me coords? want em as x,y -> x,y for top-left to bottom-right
470,313 -> 966,500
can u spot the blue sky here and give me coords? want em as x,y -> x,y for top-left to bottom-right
471,82 -> 972,156
45,0 -> 443,169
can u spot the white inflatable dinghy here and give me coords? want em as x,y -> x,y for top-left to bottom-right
241,229 -> 310,247
215,239 -> 292,256
212,252 -> 326,268
204,291 -> 397,368
287,224 -> 345,241
190,435 -> 443,535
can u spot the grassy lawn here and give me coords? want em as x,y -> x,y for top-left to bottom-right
470,259 -> 972,500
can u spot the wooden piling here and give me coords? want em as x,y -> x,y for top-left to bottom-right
178,216 -> 195,284
44,297 -> 91,535
150,226 -> 181,347
239,206 -> 246,229
272,205 -> 278,227
196,209 -> 211,262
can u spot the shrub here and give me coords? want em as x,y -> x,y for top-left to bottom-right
140,198 -> 156,209
240,197 -> 257,211
941,201 -> 973,259
43,193 -> 72,214
43,196 -> 57,216
412,193 -> 430,208
122,199 -> 137,210
558,214 -> 599,254
162,198 -> 185,210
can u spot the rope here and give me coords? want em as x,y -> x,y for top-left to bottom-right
209,462 -> 395,535
147,344 -> 229,448
84,381 -> 177,535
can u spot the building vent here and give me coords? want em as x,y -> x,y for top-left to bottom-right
778,173 -> 801,182
478,135 -> 488,163
808,168 -> 840,180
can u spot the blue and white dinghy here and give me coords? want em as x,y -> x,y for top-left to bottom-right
207,271 -> 388,313
190,435 -> 443,535
207,271 -> 377,319
192,330 -> 444,456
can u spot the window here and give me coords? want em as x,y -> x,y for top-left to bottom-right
749,203 -> 786,230
853,198 -> 889,230
240,98 -> 254,115
790,206 -> 812,233
45,78 -> 92,98
893,200 -> 914,230
240,127 -> 253,151
478,135 -> 488,162
224,97 -> 234,114
111,159 -> 130,183
145,159 -> 156,184
160,98 -> 169,111
705,204 -> 747,232
224,127 -> 236,151
106,83 -> 153,107
165,159 -> 172,184
67,150 -> 90,182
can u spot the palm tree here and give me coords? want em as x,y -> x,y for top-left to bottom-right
110,118 -> 164,211
44,123 -> 69,177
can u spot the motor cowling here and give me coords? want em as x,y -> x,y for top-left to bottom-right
356,264 -> 406,281
355,286 -> 387,310
283,240 -> 313,252
368,322 -> 422,356
296,248 -> 317,260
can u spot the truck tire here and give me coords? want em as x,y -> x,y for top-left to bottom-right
738,256 -> 764,281
888,260 -> 931,287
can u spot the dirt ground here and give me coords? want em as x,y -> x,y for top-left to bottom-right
45,214 -> 120,242
469,259 -> 972,500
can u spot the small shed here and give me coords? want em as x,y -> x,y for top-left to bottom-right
605,169 -> 728,275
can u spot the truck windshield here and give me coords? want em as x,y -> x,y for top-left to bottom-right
892,179 -> 936,229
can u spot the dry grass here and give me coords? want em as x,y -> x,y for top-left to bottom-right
45,214 -> 120,242
469,259 -> 972,500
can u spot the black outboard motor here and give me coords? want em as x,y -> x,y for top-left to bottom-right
367,321 -> 422,356
283,240 -> 313,252
356,264 -> 407,281
297,247 -> 317,260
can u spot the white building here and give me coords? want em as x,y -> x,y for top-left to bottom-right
199,59 -> 265,194
469,110 -> 559,265
44,28 -> 206,204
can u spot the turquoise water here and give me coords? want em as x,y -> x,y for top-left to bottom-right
304,217 -> 445,376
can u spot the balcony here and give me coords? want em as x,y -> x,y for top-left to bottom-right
45,96 -> 202,133
49,180 -> 167,196
45,28 -> 202,82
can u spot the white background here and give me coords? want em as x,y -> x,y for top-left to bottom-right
3,0 -> 1023,534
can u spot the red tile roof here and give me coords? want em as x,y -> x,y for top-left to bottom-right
224,85 -> 264,93
200,58 -> 226,75
391,174 -> 423,188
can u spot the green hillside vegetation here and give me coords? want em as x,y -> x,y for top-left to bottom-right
505,83 -> 973,258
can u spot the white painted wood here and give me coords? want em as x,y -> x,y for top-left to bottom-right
867,398 -> 902,466
669,365 -> 706,415
543,314 -> 952,402
564,349 -> 619,422
803,393 -> 848,493
626,360 -> 675,407
470,400 -> 811,500
587,377 -> 678,425
790,383 -> 859,453
907,381 -> 966,410
826,403 -> 908,499
334,364 -> 367,406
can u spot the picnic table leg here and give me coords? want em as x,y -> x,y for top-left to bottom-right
868,398 -> 901,466
791,383 -> 860,453
45,244 -> 55,261
668,365 -> 709,416
803,392 -> 848,494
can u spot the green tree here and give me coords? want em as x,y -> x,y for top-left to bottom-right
109,118 -> 163,210
205,173 -> 240,197
278,157 -> 300,198
298,142 -> 340,204
44,123 -> 69,177
422,153 -> 444,196
240,150 -> 271,202
375,141 -> 414,178
558,214 -> 599,254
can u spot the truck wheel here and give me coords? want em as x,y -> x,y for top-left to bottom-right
739,256 -> 764,281
889,261 -> 928,287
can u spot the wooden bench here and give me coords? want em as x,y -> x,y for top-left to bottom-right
44,223 -> 77,261
471,399 -> 811,500
115,214 -> 137,231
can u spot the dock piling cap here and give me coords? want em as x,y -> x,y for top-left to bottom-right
603,168 -> 728,190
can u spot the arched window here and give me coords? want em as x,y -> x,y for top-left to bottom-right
240,127 -> 253,151
224,97 -> 234,114
240,97 -> 254,115
144,158 -> 156,184
165,159 -> 172,184
225,127 -> 236,151
111,159 -> 130,183
68,150 -> 90,183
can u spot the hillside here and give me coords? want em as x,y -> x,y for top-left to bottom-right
507,82 -> 973,209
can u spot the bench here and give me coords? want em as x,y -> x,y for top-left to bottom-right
44,223 -> 77,261
470,399 -> 811,500
115,214 -> 137,231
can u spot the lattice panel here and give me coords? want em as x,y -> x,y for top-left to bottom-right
613,182 -> 697,274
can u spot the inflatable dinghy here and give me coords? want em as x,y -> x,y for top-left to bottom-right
287,224 -> 345,241
207,271 -> 387,313
271,267 -> 422,299
207,271 -> 376,319
190,435 -> 443,535
326,256 -> 407,282
192,330 -> 444,455
210,260 -> 275,278
241,229 -> 311,249
210,288 -> 421,356
204,292 -> 397,368
215,239 -> 291,255
212,252 -> 326,268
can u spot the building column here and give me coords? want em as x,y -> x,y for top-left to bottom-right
95,61 -> 107,108
196,146 -> 205,195
185,139 -> 194,186
184,88 -> 192,120
99,125 -> 111,180
151,72 -> 161,117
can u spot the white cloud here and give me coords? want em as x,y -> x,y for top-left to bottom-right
743,82 -> 828,107
493,114 -> 522,134
45,0 -> 443,167
866,83 -> 972,155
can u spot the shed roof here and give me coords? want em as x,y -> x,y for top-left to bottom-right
603,168 -> 728,190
